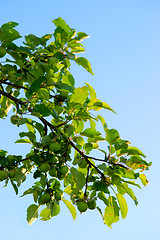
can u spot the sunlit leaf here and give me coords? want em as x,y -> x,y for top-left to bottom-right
117,193 -> 128,219
62,199 -> 77,220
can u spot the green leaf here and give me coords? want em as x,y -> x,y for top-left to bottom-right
98,192 -> 109,206
62,71 -> 75,86
40,208 -> 51,221
121,179 -> 141,189
104,206 -> 119,228
50,202 -> 60,217
72,120 -> 84,133
97,115 -> 107,130
32,103 -> 51,117
64,185 -> 72,195
28,77 -> 45,96
0,23 -> 21,42
139,174 -> 149,187
93,181 -> 110,194
37,88 -> 50,100
21,188 -> 34,197
1,22 -> 18,29
75,32 -> 89,41
121,169 -> 139,180
86,83 -> 96,99
117,193 -> 128,219
122,183 -> 138,205
10,180 -> 18,195
70,167 -> 86,190
75,57 -> 93,75
106,129 -> 120,145
19,131 -> 36,142
14,168 -> 26,187
70,86 -> 88,104
27,204 -> 39,225
81,128 -> 101,138
15,139 -> 31,144
118,146 -> 146,158
53,17 -> 74,38
62,199 -> 77,220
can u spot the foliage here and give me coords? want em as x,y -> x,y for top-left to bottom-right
0,18 -> 151,228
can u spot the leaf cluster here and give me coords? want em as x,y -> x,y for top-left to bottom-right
0,18 -> 151,228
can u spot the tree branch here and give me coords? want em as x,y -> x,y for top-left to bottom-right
84,165 -> 90,197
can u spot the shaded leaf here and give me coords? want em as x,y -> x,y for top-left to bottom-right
27,204 -> 39,225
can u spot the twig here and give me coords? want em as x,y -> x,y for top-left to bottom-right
84,165 -> 90,197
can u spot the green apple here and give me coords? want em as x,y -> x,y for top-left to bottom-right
9,169 -> 16,178
60,166 -> 69,176
49,142 -> 61,152
54,191 -> 62,201
0,170 -> 9,181
87,199 -> 96,210
53,180 -> 61,190
49,168 -> 57,177
39,193 -> 51,205
77,201 -> 88,213
39,163 -> 50,173
78,159 -> 88,168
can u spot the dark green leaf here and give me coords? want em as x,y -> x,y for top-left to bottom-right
28,77 -> 46,96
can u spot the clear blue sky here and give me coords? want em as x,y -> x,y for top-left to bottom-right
0,0 -> 160,239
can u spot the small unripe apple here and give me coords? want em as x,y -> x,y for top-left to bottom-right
87,199 -> 96,210
39,163 -> 50,173
49,142 -> 61,152
54,191 -> 62,201
0,170 -> 9,181
39,193 -> 51,205
60,166 -> 69,176
9,169 -> 16,178
49,168 -> 57,177
78,159 -> 88,168
53,181 -> 61,190
77,201 -> 88,213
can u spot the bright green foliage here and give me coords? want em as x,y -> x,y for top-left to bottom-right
0,17 -> 151,228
